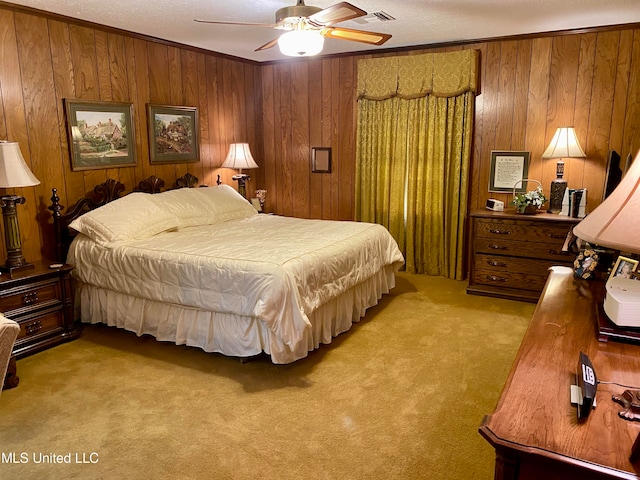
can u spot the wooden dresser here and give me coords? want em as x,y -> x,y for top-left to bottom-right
467,210 -> 580,302
0,261 -> 79,358
480,267 -> 640,480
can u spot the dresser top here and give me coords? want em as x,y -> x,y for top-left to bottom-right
480,266 -> 640,477
471,209 -> 582,223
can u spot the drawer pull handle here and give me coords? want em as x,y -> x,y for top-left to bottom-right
26,320 -> 42,335
547,233 -> 566,239
488,244 -> 509,250
489,229 -> 511,235
488,260 -> 508,267
487,275 -> 507,283
22,291 -> 39,305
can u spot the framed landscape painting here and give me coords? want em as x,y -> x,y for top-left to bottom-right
65,99 -> 136,171
147,105 -> 199,164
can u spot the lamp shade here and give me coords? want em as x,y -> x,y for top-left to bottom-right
0,141 -> 40,188
221,143 -> 259,170
542,127 -> 586,159
573,149 -> 640,253
278,29 -> 324,57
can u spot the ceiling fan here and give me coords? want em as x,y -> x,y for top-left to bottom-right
195,1 -> 392,57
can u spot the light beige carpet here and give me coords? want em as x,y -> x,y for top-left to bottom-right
0,273 -> 534,480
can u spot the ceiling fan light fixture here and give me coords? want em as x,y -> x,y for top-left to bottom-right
278,29 -> 324,57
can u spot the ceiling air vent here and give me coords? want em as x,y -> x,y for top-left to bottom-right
353,11 -> 395,24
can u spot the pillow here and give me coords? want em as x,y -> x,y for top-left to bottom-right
195,185 -> 258,224
69,192 -> 179,246
152,185 -> 257,228
151,188 -> 217,227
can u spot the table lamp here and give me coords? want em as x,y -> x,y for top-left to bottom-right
573,149 -> 640,329
221,143 -> 258,199
542,127 -> 586,213
0,141 -> 40,273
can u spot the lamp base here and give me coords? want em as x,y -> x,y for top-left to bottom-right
231,173 -> 250,199
0,261 -> 34,274
548,161 -> 568,213
1,194 -> 34,275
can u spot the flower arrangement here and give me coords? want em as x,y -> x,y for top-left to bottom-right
512,185 -> 547,213
255,189 -> 267,209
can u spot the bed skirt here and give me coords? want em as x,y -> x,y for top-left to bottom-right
75,265 -> 397,364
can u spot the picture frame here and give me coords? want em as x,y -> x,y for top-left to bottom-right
64,99 -> 136,171
312,147 -> 331,173
147,104 -> 199,164
573,248 -> 600,280
489,151 -> 530,193
609,256 -> 639,281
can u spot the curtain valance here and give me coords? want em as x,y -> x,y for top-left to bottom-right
357,50 -> 479,100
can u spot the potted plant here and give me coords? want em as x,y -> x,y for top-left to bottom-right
512,185 -> 547,214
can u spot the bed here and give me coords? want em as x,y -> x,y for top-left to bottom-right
50,175 -> 404,364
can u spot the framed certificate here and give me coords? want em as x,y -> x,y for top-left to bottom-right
489,151 -> 530,193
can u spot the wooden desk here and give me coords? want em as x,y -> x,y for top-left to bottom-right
480,266 -> 640,480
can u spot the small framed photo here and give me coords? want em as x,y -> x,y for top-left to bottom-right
573,249 -> 599,280
250,198 -> 262,213
489,151 -> 530,193
312,147 -> 331,173
609,256 -> 639,281
64,99 -> 136,171
147,104 -> 199,164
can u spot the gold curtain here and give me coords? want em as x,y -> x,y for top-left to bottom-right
355,50 -> 478,279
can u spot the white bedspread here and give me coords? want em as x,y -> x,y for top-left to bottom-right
68,214 -> 404,353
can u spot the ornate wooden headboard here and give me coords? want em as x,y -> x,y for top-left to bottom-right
49,173 -> 199,263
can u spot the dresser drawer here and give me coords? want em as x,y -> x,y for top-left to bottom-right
474,254 -> 553,277
474,237 -> 575,262
0,279 -> 62,317
473,268 -> 550,292
14,308 -> 66,343
475,218 -> 573,244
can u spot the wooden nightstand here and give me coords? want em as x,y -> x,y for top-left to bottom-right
0,261 -> 79,358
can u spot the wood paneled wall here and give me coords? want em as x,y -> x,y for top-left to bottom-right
260,26 -> 640,222
1,1 -> 639,266
0,6 -> 261,262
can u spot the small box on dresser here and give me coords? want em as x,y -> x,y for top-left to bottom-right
467,210 -> 580,302
0,261 -> 78,358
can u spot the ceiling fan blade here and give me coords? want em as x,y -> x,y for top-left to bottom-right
308,2 -> 366,27
255,38 -> 280,52
321,27 -> 391,46
194,19 -> 276,28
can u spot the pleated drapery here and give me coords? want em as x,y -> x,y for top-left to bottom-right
355,50 -> 478,279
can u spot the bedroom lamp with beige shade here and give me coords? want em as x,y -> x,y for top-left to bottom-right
0,141 -> 40,273
542,127 -> 587,213
573,149 -> 640,333
221,143 -> 259,199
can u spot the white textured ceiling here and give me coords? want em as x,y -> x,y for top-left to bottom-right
4,0 -> 640,62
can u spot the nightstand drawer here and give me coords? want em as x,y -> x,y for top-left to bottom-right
0,261 -> 78,358
0,279 -> 62,316
15,308 -> 66,343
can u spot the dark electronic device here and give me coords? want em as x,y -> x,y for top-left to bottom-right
603,150 -> 622,200
576,352 -> 598,420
